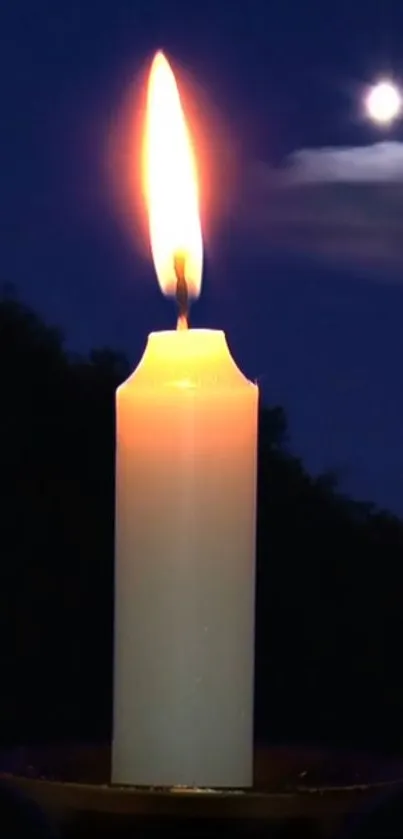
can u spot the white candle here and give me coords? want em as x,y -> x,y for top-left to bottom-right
112,51 -> 258,788
112,328 -> 258,787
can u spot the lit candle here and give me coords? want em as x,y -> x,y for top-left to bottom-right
112,52 -> 258,788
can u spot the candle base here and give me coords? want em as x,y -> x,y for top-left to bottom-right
2,743 -> 402,838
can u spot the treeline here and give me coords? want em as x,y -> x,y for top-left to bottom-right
1,291 -> 403,753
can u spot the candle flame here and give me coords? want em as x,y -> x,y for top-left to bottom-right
143,51 -> 203,299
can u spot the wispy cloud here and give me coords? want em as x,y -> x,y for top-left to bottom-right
286,141 -> 403,183
245,142 -> 403,279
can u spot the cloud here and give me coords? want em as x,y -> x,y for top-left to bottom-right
286,141 -> 403,183
245,143 -> 403,279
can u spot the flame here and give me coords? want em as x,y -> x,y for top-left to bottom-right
143,51 -> 203,299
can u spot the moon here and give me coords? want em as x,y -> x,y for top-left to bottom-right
365,80 -> 402,125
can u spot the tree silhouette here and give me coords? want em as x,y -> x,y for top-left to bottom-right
1,290 -> 403,754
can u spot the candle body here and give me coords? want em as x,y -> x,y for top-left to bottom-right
112,329 -> 258,788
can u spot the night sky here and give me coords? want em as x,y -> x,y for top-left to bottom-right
2,0 -> 403,514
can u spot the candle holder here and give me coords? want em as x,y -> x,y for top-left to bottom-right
2,743 -> 403,838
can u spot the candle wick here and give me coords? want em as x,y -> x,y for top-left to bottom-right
174,253 -> 189,331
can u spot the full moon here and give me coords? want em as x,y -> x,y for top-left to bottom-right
365,80 -> 402,125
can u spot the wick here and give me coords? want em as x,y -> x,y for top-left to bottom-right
174,253 -> 189,331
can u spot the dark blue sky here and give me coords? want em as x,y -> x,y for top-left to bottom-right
2,0 -> 403,514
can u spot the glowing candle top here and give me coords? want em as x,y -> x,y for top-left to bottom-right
143,51 -> 203,318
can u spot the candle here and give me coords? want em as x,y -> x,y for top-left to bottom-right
112,52 -> 258,788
